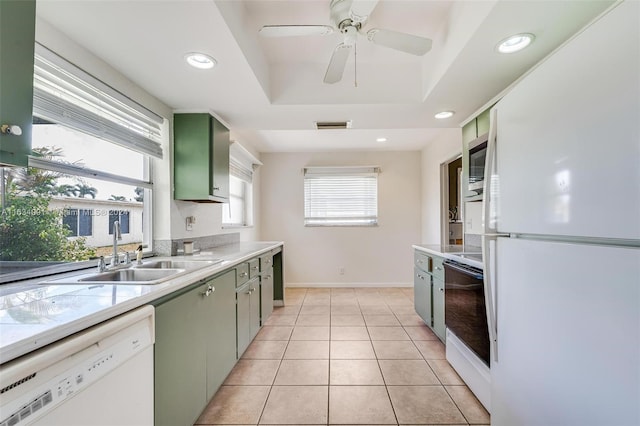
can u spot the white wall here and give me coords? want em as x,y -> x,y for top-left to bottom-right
260,151 -> 421,287
420,129 -> 462,244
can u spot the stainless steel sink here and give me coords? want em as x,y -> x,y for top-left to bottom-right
77,268 -> 184,283
137,260 -> 219,270
40,258 -> 221,285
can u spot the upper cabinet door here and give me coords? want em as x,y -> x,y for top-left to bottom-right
476,108 -> 490,137
0,0 -> 35,167
174,113 -> 229,202
211,116 -> 229,201
462,119 -> 477,146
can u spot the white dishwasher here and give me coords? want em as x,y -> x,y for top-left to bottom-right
0,305 -> 155,426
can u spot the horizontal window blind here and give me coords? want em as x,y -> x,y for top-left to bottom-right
32,43 -> 164,158
229,157 -> 253,183
304,166 -> 379,226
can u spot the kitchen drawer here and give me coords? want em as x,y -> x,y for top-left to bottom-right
236,263 -> 249,287
259,253 -> 273,272
248,258 -> 260,279
414,252 -> 432,274
432,257 -> 445,280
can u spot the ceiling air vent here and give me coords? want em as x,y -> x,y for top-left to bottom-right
315,120 -> 352,130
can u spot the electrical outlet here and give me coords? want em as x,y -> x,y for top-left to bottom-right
339,267 -> 345,275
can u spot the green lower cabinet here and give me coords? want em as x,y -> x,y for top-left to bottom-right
260,266 -> 274,324
236,276 -> 260,357
414,250 -> 446,343
236,282 -> 251,358
414,267 -> 431,326
432,276 -> 446,341
205,270 -> 237,400
249,279 -> 261,340
154,282 -> 208,426
154,271 -> 238,426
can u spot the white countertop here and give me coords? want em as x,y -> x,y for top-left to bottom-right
412,244 -> 483,269
0,241 -> 283,365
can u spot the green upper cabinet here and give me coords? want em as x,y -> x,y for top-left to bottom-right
476,108 -> 490,137
173,113 -> 229,202
0,0 -> 36,167
462,120 -> 477,146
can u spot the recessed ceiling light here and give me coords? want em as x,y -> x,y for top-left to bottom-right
496,33 -> 535,54
184,52 -> 217,69
434,111 -> 455,119
376,137 -> 387,143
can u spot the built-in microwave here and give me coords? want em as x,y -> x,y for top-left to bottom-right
468,133 -> 488,193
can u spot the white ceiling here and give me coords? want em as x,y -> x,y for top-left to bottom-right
35,0 -> 614,152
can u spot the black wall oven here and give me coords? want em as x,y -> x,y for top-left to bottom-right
444,260 -> 490,366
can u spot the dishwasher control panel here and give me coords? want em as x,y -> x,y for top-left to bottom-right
0,313 -> 153,426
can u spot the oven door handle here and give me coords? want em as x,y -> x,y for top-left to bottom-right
443,261 -> 483,280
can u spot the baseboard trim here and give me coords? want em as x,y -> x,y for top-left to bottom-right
285,282 -> 413,288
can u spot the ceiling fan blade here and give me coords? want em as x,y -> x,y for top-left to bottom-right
324,43 -> 352,84
259,25 -> 333,37
367,28 -> 433,55
349,0 -> 379,23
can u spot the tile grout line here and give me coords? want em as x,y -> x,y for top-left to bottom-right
255,288 -> 304,426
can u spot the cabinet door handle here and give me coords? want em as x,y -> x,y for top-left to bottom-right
264,275 -> 272,279
239,272 -> 248,278
435,266 -> 443,271
202,285 -> 214,297
213,186 -> 220,191
251,266 -> 259,271
266,259 -> 271,264
439,287 -> 444,292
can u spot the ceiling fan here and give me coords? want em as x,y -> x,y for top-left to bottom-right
259,0 -> 432,84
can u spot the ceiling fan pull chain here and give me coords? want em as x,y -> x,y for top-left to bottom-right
354,41 -> 358,88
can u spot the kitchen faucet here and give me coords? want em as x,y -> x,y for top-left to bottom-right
110,220 -> 122,268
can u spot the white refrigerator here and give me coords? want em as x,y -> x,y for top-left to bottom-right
482,1 -> 640,425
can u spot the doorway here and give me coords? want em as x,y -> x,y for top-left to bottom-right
440,155 -> 463,246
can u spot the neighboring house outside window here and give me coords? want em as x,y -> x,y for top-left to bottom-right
109,210 -> 130,234
49,198 -> 143,248
62,208 -> 93,237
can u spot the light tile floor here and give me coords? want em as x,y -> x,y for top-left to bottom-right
195,287 -> 490,426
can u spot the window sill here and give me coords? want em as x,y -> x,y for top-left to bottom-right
222,224 -> 254,229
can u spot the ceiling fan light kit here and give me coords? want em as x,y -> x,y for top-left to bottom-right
260,0 -> 433,84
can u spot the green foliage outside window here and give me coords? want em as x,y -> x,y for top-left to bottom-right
0,146 -> 96,262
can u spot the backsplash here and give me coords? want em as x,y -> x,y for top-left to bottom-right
154,232 -> 240,256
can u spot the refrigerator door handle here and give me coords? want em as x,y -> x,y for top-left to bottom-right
482,233 -> 499,362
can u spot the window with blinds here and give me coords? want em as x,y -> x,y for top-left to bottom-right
304,166 -> 380,226
32,43 -> 164,159
223,153 -> 256,227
